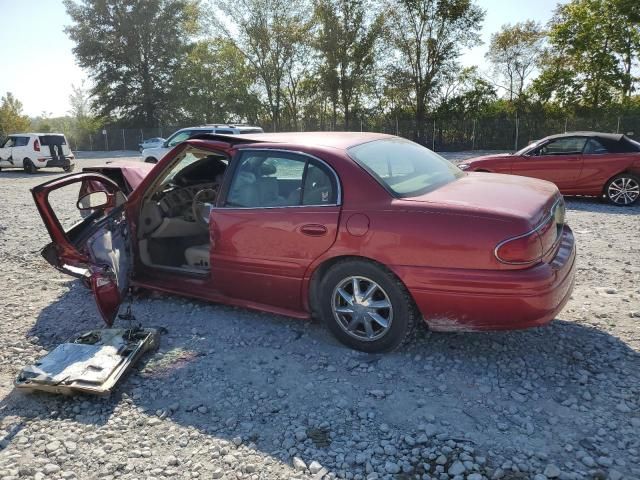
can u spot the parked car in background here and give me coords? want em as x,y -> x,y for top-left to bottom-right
141,124 -> 263,163
33,132 -> 575,353
0,133 -> 75,173
458,132 -> 640,206
138,137 -> 165,152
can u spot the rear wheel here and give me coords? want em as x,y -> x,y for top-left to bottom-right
317,259 -> 416,353
63,164 -> 75,173
604,173 -> 640,206
144,157 -> 158,164
23,159 -> 36,174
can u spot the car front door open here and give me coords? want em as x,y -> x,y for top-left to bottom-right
31,173 -> 131,325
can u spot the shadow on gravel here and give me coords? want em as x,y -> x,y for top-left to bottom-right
0,170 -> 67,179
565,196 -> 640,215
3,283 -> 639,468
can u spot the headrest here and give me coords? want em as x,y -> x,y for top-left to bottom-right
259,161 -> 277,176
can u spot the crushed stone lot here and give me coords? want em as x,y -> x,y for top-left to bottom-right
0,152 -> 639,480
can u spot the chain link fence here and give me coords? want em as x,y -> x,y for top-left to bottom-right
71,114 -> 640,152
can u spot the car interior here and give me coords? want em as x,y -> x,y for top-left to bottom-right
137,147 -> 228,272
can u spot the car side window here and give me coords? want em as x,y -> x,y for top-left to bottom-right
2,137 -> 16,148
167,131 -> 192,147
583,138 -> 608,154
15,136 -> 29,147
226,152 -> 337,208
538,137 -> 587,156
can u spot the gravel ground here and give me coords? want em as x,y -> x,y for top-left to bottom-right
0,152 -> 639,480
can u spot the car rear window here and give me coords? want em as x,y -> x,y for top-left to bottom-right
39,135 -> 67,146
348,138 -> 463,197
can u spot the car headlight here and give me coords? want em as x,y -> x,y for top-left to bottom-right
458,163 -> 470,170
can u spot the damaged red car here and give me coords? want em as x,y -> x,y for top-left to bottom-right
32,132 -> 576,352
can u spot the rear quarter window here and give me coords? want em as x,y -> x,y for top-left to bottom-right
348,138 -> 463,197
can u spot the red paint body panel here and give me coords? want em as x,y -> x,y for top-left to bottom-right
465,151 -> 640,196
34,132 -> 577,334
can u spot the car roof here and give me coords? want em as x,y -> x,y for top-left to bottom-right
8,132 -> 66,136
200,131 -> 394,150
544,131 -> 624,141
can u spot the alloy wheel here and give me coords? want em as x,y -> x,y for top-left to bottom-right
331,276 -> 393,342
607,177 -> 640,205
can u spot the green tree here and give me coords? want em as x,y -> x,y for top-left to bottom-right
384,0 -> 484,143
314,0 -> 384,129
486,21 -> 545,102
68,83 -> 103,147
534,0 -> 640,110
0,93 -> 31,138
176,39 -> 262,124
64,0 -> 199,127
212,0 -> 310,131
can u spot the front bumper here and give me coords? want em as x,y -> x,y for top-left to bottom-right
395,225 -> 576,331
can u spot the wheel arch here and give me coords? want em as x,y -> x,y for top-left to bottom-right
601,170 -> 640,195
306,254 -> 415,320
144,156 -> 158,164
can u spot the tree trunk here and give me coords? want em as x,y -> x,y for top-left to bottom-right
415,94 -> 426,145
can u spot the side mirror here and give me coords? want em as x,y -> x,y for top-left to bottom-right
77,191 -> 113,211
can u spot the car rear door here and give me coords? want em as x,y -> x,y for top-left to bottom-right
512,136 -> 586,190
32,173 -> 131,325
209,149 -> 341,311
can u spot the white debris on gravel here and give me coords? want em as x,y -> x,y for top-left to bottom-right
0,152 -> 638,480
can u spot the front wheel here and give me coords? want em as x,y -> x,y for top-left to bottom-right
604,173 -> 640,206
144,157 -> 158,164
23,158 -> 37,174
317,260 -> 417,353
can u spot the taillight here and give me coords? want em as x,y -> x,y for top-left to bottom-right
34,139 -> 40,152
495,232 -> 543,265
495,198 -> 565,265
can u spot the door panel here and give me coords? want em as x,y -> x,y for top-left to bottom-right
512,137 -> 586,189
31,173 -> 130,325
210,207 -> 340,309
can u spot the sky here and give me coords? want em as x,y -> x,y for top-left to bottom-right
0,0 -> 563,118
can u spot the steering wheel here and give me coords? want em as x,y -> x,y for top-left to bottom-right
192,187 -> 219,227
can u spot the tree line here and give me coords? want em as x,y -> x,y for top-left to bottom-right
2,0 -> 639,146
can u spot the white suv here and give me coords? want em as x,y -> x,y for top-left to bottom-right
0,133 -> 75,173
141,124 -> 263,163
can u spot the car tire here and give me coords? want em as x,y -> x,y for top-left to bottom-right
23,159 -> 37,174
604,173 -> 640,206
144,157 -> 158,164
63,164 -> 75,173
317,259 -> 417,353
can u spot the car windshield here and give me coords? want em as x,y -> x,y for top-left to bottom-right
348,138 -> 463,197
515,139 -> 544,155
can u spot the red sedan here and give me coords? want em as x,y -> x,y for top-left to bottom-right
32,132 -> 576,352
458,132 -> 640,206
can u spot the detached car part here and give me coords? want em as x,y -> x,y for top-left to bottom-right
15,328 -> 160,396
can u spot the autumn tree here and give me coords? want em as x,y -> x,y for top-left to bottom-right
384,0 -> 484,143
0,93 -> 31,138
64,0 -> 199,127
486,21 -> 545,102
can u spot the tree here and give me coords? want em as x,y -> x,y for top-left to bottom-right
384,0 -> 484,143
68,83 -> 103,147
64,0 -> 199,127
175,39 -> 262,124
534,0 -> 640,110
314,0 -> 384,129
486,21 -> 545,102
212,0 -> 310,131
0,93 -> 31,138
